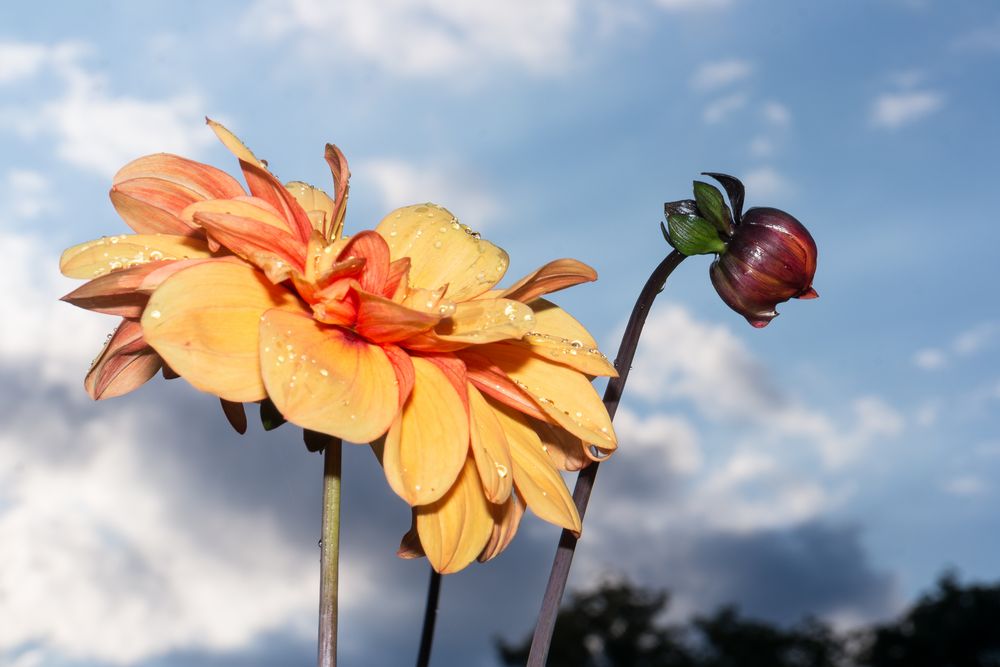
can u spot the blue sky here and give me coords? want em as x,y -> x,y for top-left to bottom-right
2,0 -> 999,665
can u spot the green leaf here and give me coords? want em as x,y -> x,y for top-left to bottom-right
666,214 -> 728,256
693,181 -> 733,235
259,397 -> 287,431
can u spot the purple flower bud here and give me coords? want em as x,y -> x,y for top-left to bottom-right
709,207 -> 818,328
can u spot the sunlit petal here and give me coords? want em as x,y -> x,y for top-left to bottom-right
416,298 -> 535,351
477,343 -> 617,450
338,230 -> 390,294
458,349 -> 548,422
324,144 -> 350,241
375,203 -> 509,301
60,234 -> 213,279
467,384 -> 513,503
354,289 -> 441,344
259,309 -> 399,443
501,258 -> 598,303
415,456 -> 494,574
192,211 -> 306,279
142,260 -> 301,402
285,181 -> 338,240
491,402 -> 582,534
516,299 -> 617,377
84,318 -> 161,400
382,356 -> 469,505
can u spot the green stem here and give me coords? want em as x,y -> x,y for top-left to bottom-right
317,435 -> 343,667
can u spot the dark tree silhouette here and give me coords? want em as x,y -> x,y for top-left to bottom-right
858,573 -> 1000,667
692,607 -> 842,667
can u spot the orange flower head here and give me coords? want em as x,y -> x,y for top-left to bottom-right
60,121 -> 618,573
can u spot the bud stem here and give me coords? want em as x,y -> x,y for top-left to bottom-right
525,250 -> 687,666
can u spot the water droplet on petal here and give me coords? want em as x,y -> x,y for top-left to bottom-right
495,464 -> 508,478
148,310 -> 161,319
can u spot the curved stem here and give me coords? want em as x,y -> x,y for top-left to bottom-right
526,250 -> 686,667
318,436 -> 343,667
415,568 -> 442,667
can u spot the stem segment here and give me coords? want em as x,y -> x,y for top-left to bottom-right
415,569 -> 443,667
318,436 -> 343,667
526,250 -> 686,666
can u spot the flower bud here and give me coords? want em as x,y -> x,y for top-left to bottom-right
709,206 -> 818,328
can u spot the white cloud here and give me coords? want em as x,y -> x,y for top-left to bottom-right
361,157 -> 499,230
2,169 -> 55,219
748,136 -> 774,158
914,347 -> 947,370
0,40 -> 212,177
691,59 -> 753,92
742,166 -> 791,198
702,92 -> 747,124
242,0 -> 581,77
614,407 -> 703,475
913,322 -> 997,370
953,18 -> 1000,53
655,0 -> 732,10
871,90 -> 945,129
761,100 -> 791,126
0,41 -> 48,84
942,474 -> 989,497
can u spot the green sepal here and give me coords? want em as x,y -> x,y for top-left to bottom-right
666,213 -> 728,256
693,181 -> 734,236
303,429 -> 335,453
259,397 -> 287,431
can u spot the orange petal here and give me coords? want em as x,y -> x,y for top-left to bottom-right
517,299 -> 617,377
85,318 -> 161,400
478,342 -> 617,450
501,258 -> 598,303
492,403 -> 582,534
382,356 -> 470,505
192,211 -> 306,279
206,118 -> 267,167
418,298 -> 535,351
467,384 -> 514,503
354,289 -> 441,344
61,261 -> 167,317
384,257 -> 410,300
338,231 -> 390,294
459,350 -> 548,422
60,234 -> 213,279
259,309 -> 400,443
478,492 -> 525,563
111,153 -> 245,235
285,181 -> 338,241
375,203 -> 509,301
532,418 -> 590,472
382,344 -> 416,409
415,456 -> 494,574
324,144 -> 350,242
141,260 -> 301,402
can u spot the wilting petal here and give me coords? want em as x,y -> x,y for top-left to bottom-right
61,261 -> 169,317
375,203 -> 509,301
415,456 -> 494,574
85,319 -> 161,400
492,403 -> 581,534
60,234 -> 212,279
338,231 -> 390,294
220,399 -> 248,435
397,513 -> 424,559
382,356 -> 469,505
354,289 -> 441,344
516,299 -> 617,377
259,309 -> 399,443
477,343 -> 617,450
478,492 -> 525,563
142,261 -> 300,402
285,181 -> 338,240
416,298 -> 535,351
501,258 -> 598,303
324,144 -> 350,242
467,384 -> 513,503
459,350 -> 548,422
111,153 -> 245,235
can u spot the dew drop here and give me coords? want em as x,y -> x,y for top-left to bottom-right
319,369 -> 329,377
148,310 -> 161,319
495,464 -> 509,478
433,240 -> 443,249
277,355 -> 286,363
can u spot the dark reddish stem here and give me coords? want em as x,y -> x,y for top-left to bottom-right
415,568 -> 442,667
526,250 -> 686,666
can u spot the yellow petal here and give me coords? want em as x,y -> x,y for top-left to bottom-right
533,418 -> 589,472
478,342 -> 617,450
191,211 -> 306,280
467,384 -> 513,503
141,260 -> 300,402
285,180 -> 339,241
60,234 -> 213,279
478,492 -> 525,563
415,456 -> 494,574
421,298 -> 535,351
459,349 -> 548,422
491,403 -> 581,534
84,318 -> 161,400
259,309 -> 400,443
206,118 -> 266,168
382,356 -> 470,505
501,258 -> 598,303
354,289 -> 441,344
375,203 -> 509,301
183,197 -> 294,234
516,299 -> 617,377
